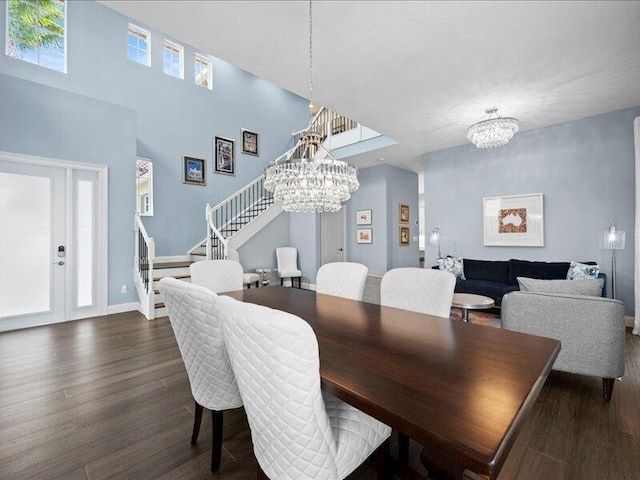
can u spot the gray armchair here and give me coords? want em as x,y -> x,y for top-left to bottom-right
502,291 -> 625,401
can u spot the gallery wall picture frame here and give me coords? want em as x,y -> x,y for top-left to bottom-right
357,228 -> 373,244
214,136 -> 235,175
400,203 -> 410,224
483,193 -> 544,247
399,226 -> 410,246
183,156 -> 206,186
356,209 -> 372,225
241,129 -> 259,156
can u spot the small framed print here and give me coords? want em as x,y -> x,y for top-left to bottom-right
399,203 -> 410,223
183,156 -> 206,186
357,228 -> 373,244
214,136 -> 235,175
356,209 -> 372,225
399,226 -> 410,246
241,129 -> 259,156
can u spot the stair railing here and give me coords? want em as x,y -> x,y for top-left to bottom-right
205,175 -> 274,259
290,106 -> 359,158
134,212 -> 155,319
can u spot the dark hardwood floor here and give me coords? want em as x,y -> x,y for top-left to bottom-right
0,311 -> 638,480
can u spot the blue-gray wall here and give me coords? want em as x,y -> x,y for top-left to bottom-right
0,0 -> 307,305
344,164 -> 419,275
423,106 -> 640,314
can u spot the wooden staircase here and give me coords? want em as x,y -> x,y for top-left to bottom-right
151,260 -> 193,317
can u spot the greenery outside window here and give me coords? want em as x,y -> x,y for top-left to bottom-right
6,0 -> 66,73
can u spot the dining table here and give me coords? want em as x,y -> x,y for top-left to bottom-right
223,286 -> 561,480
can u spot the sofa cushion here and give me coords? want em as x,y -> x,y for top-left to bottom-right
567,261 -> 600,280
463,259 -> 510,283
454,279 -> 506,302
438,256 -> 465,279
517,277 -> 604,297
508,259 -> 570,285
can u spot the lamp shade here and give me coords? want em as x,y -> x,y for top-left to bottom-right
601,223 -> 626,250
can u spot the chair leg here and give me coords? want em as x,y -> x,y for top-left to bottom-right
211,410 -> 224,473
398,432 -> 409,466
191,401 -> 203,445
247,283 -> 251,289
603,378 -> 615,402
376,438 -> 391,480
280,277 -> 283,286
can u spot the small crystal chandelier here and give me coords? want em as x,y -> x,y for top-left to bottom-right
467,108 -> 519,149
264,0 -> 359,213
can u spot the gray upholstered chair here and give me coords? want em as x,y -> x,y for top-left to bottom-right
501,291 -> 625,401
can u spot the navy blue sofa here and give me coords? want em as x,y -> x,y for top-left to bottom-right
435,259 -> 607,306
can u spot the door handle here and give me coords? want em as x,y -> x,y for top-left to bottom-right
54,261 -> 65,266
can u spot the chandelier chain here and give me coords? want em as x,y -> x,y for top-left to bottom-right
308,0 -> 313,112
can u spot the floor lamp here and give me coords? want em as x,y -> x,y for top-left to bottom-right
429,227 -> 442,260
602,223 -> 625,299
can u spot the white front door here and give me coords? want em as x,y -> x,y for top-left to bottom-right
0,160 -> 67,327
320,209 -> 345,265
0,156 -> 105,331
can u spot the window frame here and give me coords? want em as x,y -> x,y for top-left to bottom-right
127,23 -> 151,67
5,0 -> 68,74
163,39 -> 184,79
194,53 -> 213,90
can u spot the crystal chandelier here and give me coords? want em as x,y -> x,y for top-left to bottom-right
467,108 -> 519,148
264,0 -> 359,213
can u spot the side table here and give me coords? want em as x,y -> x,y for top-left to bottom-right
452,293 -> 495,323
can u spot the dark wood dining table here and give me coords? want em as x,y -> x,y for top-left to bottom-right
224,286 -> 560,480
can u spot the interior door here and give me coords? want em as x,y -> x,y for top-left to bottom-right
0,160 -> 66,328
320,210 -> 345,265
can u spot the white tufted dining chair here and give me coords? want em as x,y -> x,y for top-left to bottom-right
276,247 -> 302,288
316,262 -> 368,301
158,277 -> 242,473
190,259 -> 243,293
381,267 -> 456,318
227,249 -> 260,288
218,296 -> 391,480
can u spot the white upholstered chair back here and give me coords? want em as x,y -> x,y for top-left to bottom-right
219,297 -> 340,479
190,259 -> 243,293
227,249 -> 240,263
381,267 -> 456,317
316,262 -> 368,301
158,277 -> 242,410
276,247 -> 301,276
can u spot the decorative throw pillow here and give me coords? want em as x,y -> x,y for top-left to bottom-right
438,256 -> 465,279
566,261 -> 600,280
517,277 -> 604,297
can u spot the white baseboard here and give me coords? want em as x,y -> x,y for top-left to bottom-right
107,302 -> 140,315
302,282 -> 316,291
625,315 -> 635,328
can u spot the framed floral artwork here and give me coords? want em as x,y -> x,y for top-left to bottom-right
241,129 -> 259,156
183,156 -> 206,186
483,193 -> 544,246
399,226 -> 410,246
356,209 -> 372,225
400,203 -> 410,223
357,228 -> 373,244
214,136 -> 235,175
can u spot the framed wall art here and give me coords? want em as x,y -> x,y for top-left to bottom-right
399,226 -> 410,246
399,203 -> 410,224
183,156 -> 206,186
356,209 -> 372,225
214,136 -> 235,175
483,193 -> 544,247
241,129 -> 259,156
357,228 -> 373,244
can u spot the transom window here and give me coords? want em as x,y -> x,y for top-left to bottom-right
6,0 -> 67,73
163,40 -> 183,79
127,24 -> 150,66
195,53 -> 212,90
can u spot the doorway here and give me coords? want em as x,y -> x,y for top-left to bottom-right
320,209 -> 346,266
0,152 -> 107,331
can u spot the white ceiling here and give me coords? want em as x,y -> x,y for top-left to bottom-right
100,1 -> 640,172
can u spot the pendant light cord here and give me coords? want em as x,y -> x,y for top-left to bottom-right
309,0 -> 313,116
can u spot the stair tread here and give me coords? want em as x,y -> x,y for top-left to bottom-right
155,302 -> 165,309
154,261 -> 193,269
